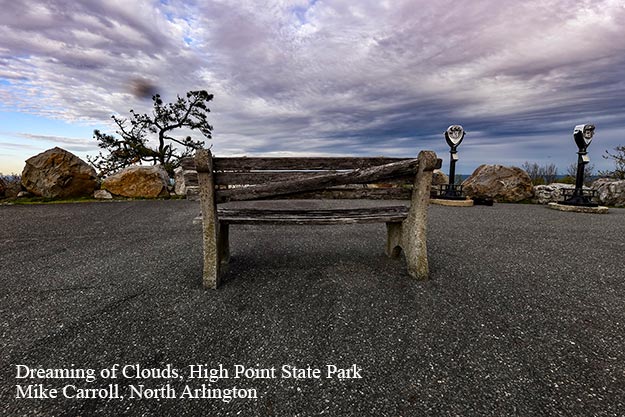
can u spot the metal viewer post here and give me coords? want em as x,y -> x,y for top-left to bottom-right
439,125 -> 466,200
561,124 -> 598,207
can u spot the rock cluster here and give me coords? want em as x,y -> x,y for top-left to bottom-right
11,147 -> 185,200
462,164 -> 533,203
21,147 -> 98,198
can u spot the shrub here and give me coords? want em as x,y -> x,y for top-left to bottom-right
521,162 -> 558,185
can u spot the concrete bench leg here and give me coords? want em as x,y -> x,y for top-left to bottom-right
218,222 -> 230,266
401,218 -> 428,280
201,216 -> 220,289
385,222 -> 402,258
196,149 -> 221,289
401,150 -> 436,280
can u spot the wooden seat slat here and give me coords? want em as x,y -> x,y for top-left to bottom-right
277,187 -> 412,200
217,206 -> 408,224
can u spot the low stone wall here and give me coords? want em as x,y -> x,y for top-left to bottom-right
532,183 -> 578,204
533,179 -> 625,207
592,179 -> 625,207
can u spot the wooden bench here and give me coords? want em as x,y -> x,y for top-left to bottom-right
195,149 -> 442,289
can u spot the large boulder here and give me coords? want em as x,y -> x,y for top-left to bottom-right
21,147 -> 98,198
592,178 -> 625,207
103,165 -> 170,198
462,164 -> 533,202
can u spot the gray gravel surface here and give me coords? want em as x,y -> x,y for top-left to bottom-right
1,200 -> 624,416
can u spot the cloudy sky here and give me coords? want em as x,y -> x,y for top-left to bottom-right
1,0 -> 624,175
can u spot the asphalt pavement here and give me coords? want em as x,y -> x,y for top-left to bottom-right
1,200 -> 624,416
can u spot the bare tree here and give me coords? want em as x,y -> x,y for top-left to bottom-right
88,90 -> 213,177
598,145 -> 625,180
540,163 -> 558,185
521,161 -> 558,185
521,162 -> 543,185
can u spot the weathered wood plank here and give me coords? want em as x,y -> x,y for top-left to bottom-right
216,158 -> 420,203
213,157 -> 408,171
280,187 -> 412,200
215,171 -> 332,185
214,171 -> 416,186
217,206 -> 409,224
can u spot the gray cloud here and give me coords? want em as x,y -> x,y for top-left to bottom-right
14,133 -> 94,152
1,0 -> 624,172
0,142 -> 40,151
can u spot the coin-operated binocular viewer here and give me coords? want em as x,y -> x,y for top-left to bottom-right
561,124 -> 598,207
438,125 -> 466,200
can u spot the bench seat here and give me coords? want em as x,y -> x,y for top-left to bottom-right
217,206 -> 409,225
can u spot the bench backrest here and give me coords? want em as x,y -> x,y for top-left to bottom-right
213,157 -> 415,200
195,150 -> 441,204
